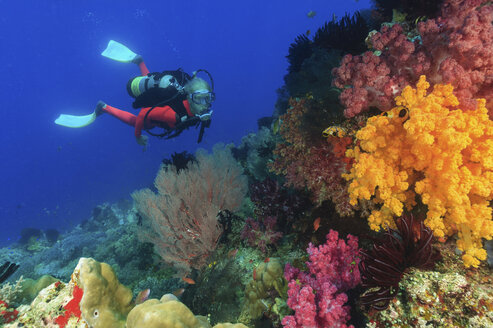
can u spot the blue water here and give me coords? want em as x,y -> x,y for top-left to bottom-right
0,0 -> 371,246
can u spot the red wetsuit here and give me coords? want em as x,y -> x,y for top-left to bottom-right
102,61 -> 195,138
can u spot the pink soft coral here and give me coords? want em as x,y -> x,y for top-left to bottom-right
332,0 -> 493,118
282,230 -> 361,328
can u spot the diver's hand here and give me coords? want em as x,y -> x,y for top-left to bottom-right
136,135 -> 148,146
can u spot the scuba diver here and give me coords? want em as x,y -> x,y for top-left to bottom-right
55,40 -> 215,147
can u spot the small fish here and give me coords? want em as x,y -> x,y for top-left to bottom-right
381,106 -> 409,123
264,257 -> 270,263
306,29 -> 311,36
228,249 -> 238,258
272,118 -> 282,134
182,277 -> 196,284
322,126 -> 346,138
135,289 -> 150,304
313,217 -> 321,232
172,288 -> 185,297
253,267 -> 257,280
307,10 -> 316,18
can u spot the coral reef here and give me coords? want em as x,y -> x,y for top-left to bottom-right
232,127 -> 277,182
242,258 -> 287,322
283,13 -> 369,119
128,293 -> 248,328
371,0 -> 444,24
359,214 -> 441,310
332,0 -> 493,118
344,76 -> 493,267
269,98 -> 354,216
366,269 -> 493,327
287,12 -> 369,75
249,177 -> 310,234
241,217 -> 283,253
4,258 -> 248,328
3,2 -> 493,327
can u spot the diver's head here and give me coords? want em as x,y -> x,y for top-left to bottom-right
185,77 -> 215,120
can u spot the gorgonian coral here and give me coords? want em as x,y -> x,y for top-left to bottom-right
359,214 -> 441,310
343,76 -> 493,267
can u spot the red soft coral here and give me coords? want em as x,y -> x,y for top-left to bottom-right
269,99 -> 354,216
55,285 -> 83,328
0,300 -> 18,324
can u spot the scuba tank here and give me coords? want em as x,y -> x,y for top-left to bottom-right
126,69 -> 191,109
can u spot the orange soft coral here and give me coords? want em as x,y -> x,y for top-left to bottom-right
343,75 -> 493,267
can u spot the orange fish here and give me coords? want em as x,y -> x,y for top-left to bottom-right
264,257 -> 270,263
182,277 -> 196,284
135,288 -> 150,304
313,217 -> 321,231
172,288 -> 185,297
253,268 -> 257,280
228,248 -> 238,258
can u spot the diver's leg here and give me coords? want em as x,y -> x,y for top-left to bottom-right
137,60 -> 150,76
100,103 -> 137,127
130,54 -> 150,76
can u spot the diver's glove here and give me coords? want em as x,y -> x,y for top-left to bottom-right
136,135 -> 148,146
131,55 -> 143,65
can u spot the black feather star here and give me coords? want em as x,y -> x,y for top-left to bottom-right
0,262 -> 19,284
286,34 -> 313,73
359,214 -> 441,310
312,12 -> 369,55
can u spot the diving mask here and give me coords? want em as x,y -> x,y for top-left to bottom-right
191,89 -> 216,106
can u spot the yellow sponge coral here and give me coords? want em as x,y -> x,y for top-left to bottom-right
344,76 -> 493,267
74,257 -> 134,327
126,293 -> 248,328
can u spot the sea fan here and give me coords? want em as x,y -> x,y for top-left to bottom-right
359,214 -> 441,310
